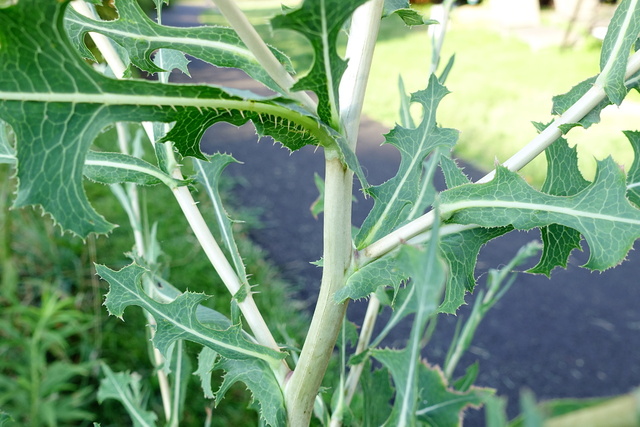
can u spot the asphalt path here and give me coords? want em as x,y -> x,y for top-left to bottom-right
161,5 -> 640,424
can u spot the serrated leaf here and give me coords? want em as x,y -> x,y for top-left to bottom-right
439,226 -> 511,314
415,362 -> 491,426
625,130 -> 640,207
336,255 -> 407,303
194,154 -> 249,293
153,48 -> 190,77
195,347 -> 219,399
0,120 -> 14,164
214,358 -> 286,427
65,0 -> 291,92
440,159 -> 640,271
96,263 -> 286,366
84,151 -> 181,187
356,75 -> 458,249
595,0 -> 640,105
271,0 -> 368,126
371,219 -> 445,427
527,123 -> 590,275
0,0 -> 342,236
551,76 -> 608,129
440,155 -> 471,189
383,0 -> 432,26
552,71 -> 640,129
97,364 -> 158,427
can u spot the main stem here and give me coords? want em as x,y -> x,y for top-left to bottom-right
284,151 -> 354,426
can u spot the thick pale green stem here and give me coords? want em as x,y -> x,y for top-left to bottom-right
284,152 -> 353,426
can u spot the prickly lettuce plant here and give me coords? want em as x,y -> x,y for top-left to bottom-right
2,0 -> 640,425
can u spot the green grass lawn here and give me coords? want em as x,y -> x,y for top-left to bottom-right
200,3 -> 636,186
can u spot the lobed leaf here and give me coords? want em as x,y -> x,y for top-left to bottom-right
371,216 -> 445,426
415,363 -> 492,426
355,74 -> 458,249
440,158 -> 640,271
97,364 -> 158,427
271,0 -> 368,126
214,358 -> 287,427
527,122 -> 590,275
383,0 -> 431,26
595,0 -> 640,105
194,347 -> 218,399
439,226 -> 512,313
0,0 -> 342,237
95,263 -> 287,367
65,0 -> 292,92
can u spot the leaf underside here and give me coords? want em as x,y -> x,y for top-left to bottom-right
0,0 -> 330,237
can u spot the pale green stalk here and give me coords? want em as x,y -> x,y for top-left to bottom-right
209,0 -> 317,112
285,1 -> 384,424
71,3 -> 177,419
72,1 -> 285,370
362,48 -> 640,262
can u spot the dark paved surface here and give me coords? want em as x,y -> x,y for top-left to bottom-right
162,5 -> 640,424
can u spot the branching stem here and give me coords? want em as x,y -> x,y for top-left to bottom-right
362,48 -> 640,262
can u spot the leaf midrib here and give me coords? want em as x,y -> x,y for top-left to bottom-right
66,16 -> 258,62
442,199 -> 640,226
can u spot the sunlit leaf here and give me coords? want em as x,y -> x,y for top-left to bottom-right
96,263 -> 286,366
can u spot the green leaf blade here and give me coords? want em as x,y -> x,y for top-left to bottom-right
96,263 -> 286,365
596,0 -> 640,105
271,0 -> 368,126
355,75 -> 458,249
65,0 -> 292,93
440,159 -> 640,271
97,364 -> 158,427
0,0 -> 339,236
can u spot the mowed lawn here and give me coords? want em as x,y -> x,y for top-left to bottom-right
199,2 -> 637,185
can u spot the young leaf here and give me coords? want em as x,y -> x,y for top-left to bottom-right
194,154 -> 249,294
65,0 -> 292,92
440,159 -> 640,271
355,75 -> 458,249
0,0 -> 341,236
439,226 -> 512,314
97,364 -> 158,427
271,0 -> 368,126
552,71 -> 640,130
595,0 -> 640,105
383,0 -> 431,26
415,363 -> 491,426
194,347 -> 219,400
214,358 -> 287,427
336,255 -> 407,303
527,122 -> 590,275
624,130 -> 640,207
95,263 -> 287,366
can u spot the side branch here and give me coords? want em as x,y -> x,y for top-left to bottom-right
362,49 -> 640,262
